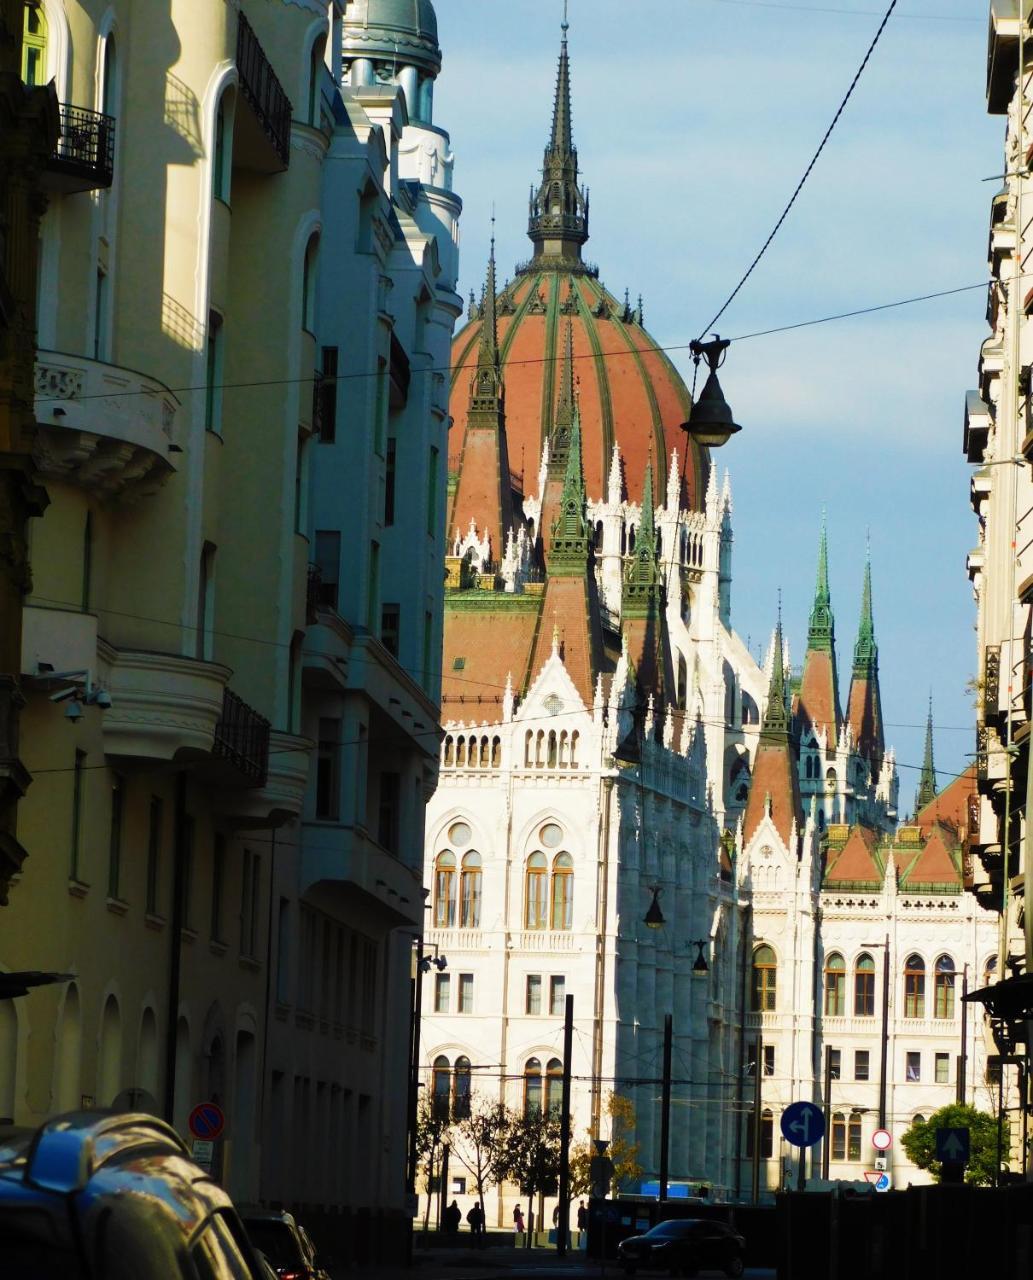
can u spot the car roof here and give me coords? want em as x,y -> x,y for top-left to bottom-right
239,1208 -> 299,1228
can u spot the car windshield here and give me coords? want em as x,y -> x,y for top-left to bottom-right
242,1220 -> 303,1267
648,1220 -> 700,1238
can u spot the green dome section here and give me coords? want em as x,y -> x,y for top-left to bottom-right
342,0 -> 441,76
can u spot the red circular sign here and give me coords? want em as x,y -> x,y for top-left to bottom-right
872,1128 -> 892,1151
188,1101 -> 225,1141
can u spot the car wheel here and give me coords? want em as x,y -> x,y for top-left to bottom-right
725,1256 -> 745,1278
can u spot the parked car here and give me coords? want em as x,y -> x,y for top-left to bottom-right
0,1110 -> 268,1279
617,1217 -> 746,1278
239,1208 -> 330,1280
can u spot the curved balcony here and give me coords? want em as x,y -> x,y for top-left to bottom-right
209,731 -> 313,828
33,352 -> 179,501
102,649 -> 231,764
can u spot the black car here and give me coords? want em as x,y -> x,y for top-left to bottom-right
617,1218 -> 746,1278
240,1208 -> 330,1280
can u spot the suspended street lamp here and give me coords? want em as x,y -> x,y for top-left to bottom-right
681,336 -> 742,450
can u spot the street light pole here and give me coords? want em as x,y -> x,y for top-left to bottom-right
877,935 -> 890,1130
659,1013 -> 672,1202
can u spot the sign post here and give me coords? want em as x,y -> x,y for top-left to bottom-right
188,1101 -> 225,1179
780,1101 -> 826,1191
936,1127 -> 970,1185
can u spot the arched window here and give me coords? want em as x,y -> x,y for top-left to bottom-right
854,953 -> 875,1017
98,994 -> 121,1107
453,1056 -> 471,1119
824,953 -> 846,1017
308,35 -> 326,124
677,655 -> 688,711
21,2 -> 47,86
904,954 -> 925,1019
545,1058 -> 563,1113
984,955 -> 997,988
751,945 -> 776,1012
934,955 -> 956,1020
745,1108 -> 773,1159
213,91 -> 231,201
302,234 -> 319,334
433,851 -> 456,928
848,1112 -> 862,1161
100,33 -> 118,118
912,1113 -> 925,1127
459,851 -> 481,928
523,1057 -> 542,1116
831,1112 -> 846,1161
525,853 -> 548,929
432,1055 -> 451,1121
550,853 -> 573,930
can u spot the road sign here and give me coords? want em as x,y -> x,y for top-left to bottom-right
188,1101 -> 225,1141
936,1127 -> 970,1164
191,1139 -> 214,1173
863,1171 -> 882,1185
874,1155 -> 887,1172
872,1128 -> 892,1151
780,1101 -> 826,1148
874,1173 -> 891,1193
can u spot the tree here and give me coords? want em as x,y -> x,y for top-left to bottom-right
450,1097 -> 512,1225
900,1103 -> 1006,1186
415,1093 -> 450,1232
570,1092 -> 643,1197
502,1106 -> 563,1246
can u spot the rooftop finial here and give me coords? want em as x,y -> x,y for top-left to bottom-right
562,0 -> 569,37
807,510 -> 835,653
916,693 -> 937,812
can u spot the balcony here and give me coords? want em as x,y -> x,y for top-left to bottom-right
963,390 -> 991,464
209,730 -> 311,827
212,688 -> 270,787
102,649 -> 231,763
987,0 -> 1033,114
301,821 -> 421,923
43,104 -> 115,195
34,351 -> 179,501
235,12 -> 292,172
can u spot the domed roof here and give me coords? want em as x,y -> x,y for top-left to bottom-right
449,273 -> 703,516
342,0 -> 440,74
343,0 -> 437,40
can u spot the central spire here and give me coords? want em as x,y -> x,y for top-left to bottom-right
808,513 -> 834,653
762,609 -> 790,743
915,696 -> 937,812
526,12 -> 589,267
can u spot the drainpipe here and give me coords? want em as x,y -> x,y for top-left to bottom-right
163,771 -> 188,1125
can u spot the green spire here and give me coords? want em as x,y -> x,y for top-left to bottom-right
622,456 -> 660,615
555,317 -> 575,431
468,236 -> 503,417
761,608 -> 790,743
547,402 -> 589,573
807,513 -> 835,653
852,548 -> 878,674
916,696 -> 937,811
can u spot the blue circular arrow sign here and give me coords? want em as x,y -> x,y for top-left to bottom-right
780,1101 -> 825,1148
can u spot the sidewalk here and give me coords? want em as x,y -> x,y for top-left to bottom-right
334,1242 -> 599,1280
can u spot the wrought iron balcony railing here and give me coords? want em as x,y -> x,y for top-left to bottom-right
213,688 -> 270,787
236,12 -> 292,171
44,105 -> 115,195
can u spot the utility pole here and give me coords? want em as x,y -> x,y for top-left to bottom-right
877,935 -> 889,1130
751,1029 -> 762,1204
406,935 -> 426,1198
557,994 -> 574,1257
821,1046 -> 833,1180
659,1013 -> 672,1202
957,965 -> 969,1105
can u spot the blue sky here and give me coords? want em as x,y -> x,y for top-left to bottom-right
433,0 -> 996,806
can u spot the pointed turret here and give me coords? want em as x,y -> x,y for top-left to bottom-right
539,320 -> 578,545
526,15 -> 589,266
915,697 -> 937,813
546,404 -> 590,574
743,608 -> 802,845
761,611 -> 790,744
846,549 -> 885,769
623,455 -> 659,614
795,515 -> 842,745
447,237 -> 515,568
554,318 -> 576,435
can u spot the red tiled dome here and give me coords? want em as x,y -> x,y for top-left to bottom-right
448,270 -> 704,515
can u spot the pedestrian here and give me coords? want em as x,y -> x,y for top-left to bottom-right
466,1201 -> 484,1242
552,1204 -> 560,1227
445,1199 -> 461,1234
513,1203 -> 525,1236
577,1201 -> 587,1233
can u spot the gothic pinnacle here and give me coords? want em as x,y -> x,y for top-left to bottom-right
762,606 -> 790,742
916,695 -> 937,812
555,317 -> 575,430
853,547 -> 878,673
807,512 -> 835,653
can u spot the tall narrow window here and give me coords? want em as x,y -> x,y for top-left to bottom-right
854,953 -> 875,1017
549,975 -> 566,1016
459,852 -> 481,928
107,774 -> 124,899
308,37 -> 325,125
432,1056 -> 450,1121
146,796 -> 162,915
318,346 -> 338,443
831,1112 -> 846,1161
824,953 -> 846,1017
210,833 -> 226,942
380,604 -> 400,658
935,1052 -> 950,1084
934,955 -> 956,1020
550,853 -> 573,930
545,1058 -> 563,1113
854,1050 -> 870,1081
904,955 -> 925,1019
751,945 -> 776,1012
302,235 -> 318,334
70,750 -> 86,881
525,853 -> 548,929
523,1058 -> 542,1116
93,268 -> 108,360
21,2 -> 47,86
458,973 -> 473,1014
427,446 -> 439,535
100,34 -> 117,117
434,851 -> 456,927
196,542 -> 215,661
745,1109 -> 773,1159
385,437 -> 397,526
453,1056 -> 472,1118
240,850 -> 260,958
433,972 -> 450,1013
276,897 -> 290,1004
81,512 -> 93,612
315,718 -> 341,820
848,1112 -> 863,1159
906,1051 -> 921,1082
205,311 -> 224,434
213,95 -> 228,200
525,974 -> 542,1015
314,531 -> 340,610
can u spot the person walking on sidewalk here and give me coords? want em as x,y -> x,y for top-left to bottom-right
513,1203 -> 525,1237
467,1202 -> 484,1243
577,1201 -> 587,1232
444,1200 -> 461,1235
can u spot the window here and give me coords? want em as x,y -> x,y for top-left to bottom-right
377,771 -> 400,853
934,955 -> 956,1020
904,954 -> 925,1019
205,311 -> 224,433
854,1049 -> 870,1082
146,796 -> 162,914
912,1113 -> 925,1127
107,774 -> 124,899
847,1112 -> 862,1161
318,346 -> 338,442
986,1056 -> 1002,1088
70,749 -> 86,881
459,852 -> 481,927
21,2 -> 47,86
93,267 -> 109,361
906,1051 -> 921,1082
935,1052 -> 950,1085
240,849 -> 260,958
854,952 -> 875,1017
434,972 -> 450,1013
751,945 -> 776,1012
427,446 -> 439,535
315,718 -> 340,819
550,852 -> 573,930
434,852 -> 456,927
525,853 -> 548,929
302,234 -> 318,334
453,1057 -> 471,1118
827,1048 -> 841,1080
210,834 -> 226,942
762,1044 -> 774,1076
81,512 -> 93,612
745,1108 -> 773,1159
213,94 -> 228,200
432,1055 -> 451,1121
524,1058 -> 542,1116
550,975 -> 566,1016
824,953 -> 846,1016
314,531 -> 340,610
525,974 -> 542,1015
545,1057 -> 563,1113
831,1112 -> 847,1161
307,35 -> 325,124
385,438 -> 397,525
276,898 -> 290,1004
458,973 -> 473,1014
381,603 -> 400,658
196,542 -> 215,661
